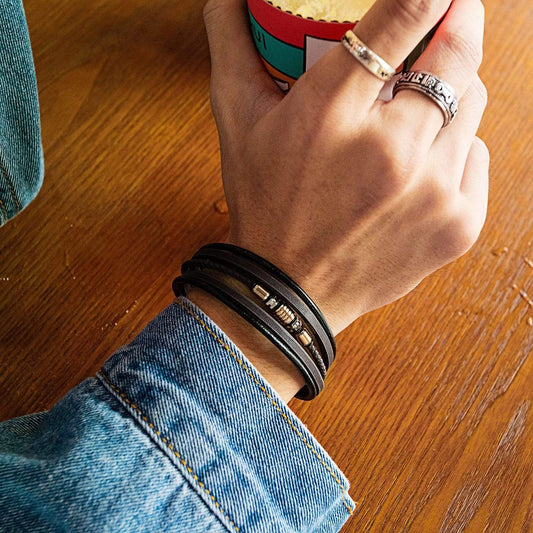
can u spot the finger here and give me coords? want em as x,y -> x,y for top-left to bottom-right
389,0 -> 485,139
458,137 -> 490,242
460,137 -> 489,197
430,138 -> 488,263
294,0 -> 452,109
204,0 -> 282,125
431,76 -> 488,183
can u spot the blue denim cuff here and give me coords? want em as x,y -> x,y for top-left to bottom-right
0,0 -> 44,225
99,297 -> 355,532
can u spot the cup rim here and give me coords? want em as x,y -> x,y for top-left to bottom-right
259,0 -> 357,24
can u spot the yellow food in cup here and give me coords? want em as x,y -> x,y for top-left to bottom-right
273,0 -> 375,22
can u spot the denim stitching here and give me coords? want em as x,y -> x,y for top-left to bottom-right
0,157 -> 21,213
97,372 -> 240,532
176,299 -> 355,516
0,196 -> 7,223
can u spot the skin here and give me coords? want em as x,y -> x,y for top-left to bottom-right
188,0 -> 489,403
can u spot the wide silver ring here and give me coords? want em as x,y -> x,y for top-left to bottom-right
341,30 -> 396,82
393,71 -> 458,127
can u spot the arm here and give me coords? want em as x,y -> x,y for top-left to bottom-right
0,299 -> 354,532
0,0 -> 43,225
194,0 -> 488,399
0,0 -> 488,530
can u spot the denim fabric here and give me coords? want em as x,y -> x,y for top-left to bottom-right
0,3 -> 356,530
0,297 -> 355,532
0,381 -> 226,533
0,0 -> 43,225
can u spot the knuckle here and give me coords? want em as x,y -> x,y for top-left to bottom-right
440,208 -> 481,258
383,105 -> 435,165
350,128 -> 420,202
382,136 -> 422,186
440,28 -> 483,73
204,0 -> 234,26
292,69 -> 343,123
469,137 -> 490,173
421,180 -> 451,213
422,180 -> 482,257
390,0 -> 435,25
471,76 -> 488,107
461,76 -> 488,115
385,168 -> 412,197
203,0 -> 219,21
380,154 -> 417,197
472,136 -> 490,165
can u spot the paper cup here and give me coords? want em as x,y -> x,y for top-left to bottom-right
247,0 -> 354,91
247,0 -> 432,92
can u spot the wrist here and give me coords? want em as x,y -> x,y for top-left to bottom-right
224,232 -> 358,334
185,287 -> 305,403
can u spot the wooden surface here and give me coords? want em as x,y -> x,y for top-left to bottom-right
1,0 -> 532,531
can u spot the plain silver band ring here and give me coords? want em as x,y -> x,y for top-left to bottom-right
341,30 -> 396,81
393,71 -> 458,127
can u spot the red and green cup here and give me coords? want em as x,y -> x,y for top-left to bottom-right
247,0 -> 434,92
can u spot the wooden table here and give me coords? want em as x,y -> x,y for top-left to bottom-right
1,0 -> 531,531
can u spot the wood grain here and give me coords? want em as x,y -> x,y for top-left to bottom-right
1,0 -> 531,531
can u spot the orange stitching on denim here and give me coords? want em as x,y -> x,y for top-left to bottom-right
0,159 -> 21,212
0,196 -> 7,222
176,299 -> 355,516
97,372 -> 240,532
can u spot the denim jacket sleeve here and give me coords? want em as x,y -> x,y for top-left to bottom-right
1,3 -> 356,530
0,0 -> 44,226
0,297 -> 355,532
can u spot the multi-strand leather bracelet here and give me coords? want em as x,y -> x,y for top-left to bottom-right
172,243 -> 336,400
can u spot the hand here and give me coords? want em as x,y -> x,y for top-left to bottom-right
202,0 -> 488,337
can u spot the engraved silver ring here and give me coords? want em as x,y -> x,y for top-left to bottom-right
341,30 -> 396,81
392,71 -> 458,127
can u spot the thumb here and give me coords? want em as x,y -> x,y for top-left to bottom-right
204,0 -> 282,124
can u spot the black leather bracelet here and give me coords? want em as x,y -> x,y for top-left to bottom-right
182,256 -> 328,378
199,243 -> 336,355
190,246 -> 335,369
173,269 -> 324,400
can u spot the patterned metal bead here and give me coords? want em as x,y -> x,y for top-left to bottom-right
289,318 -> 303,334
275,304 -> 296,325
297,329 -> 313,347
265,296 -> 279,310
252,284 -> 270,301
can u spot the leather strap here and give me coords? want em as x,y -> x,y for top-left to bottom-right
173,270 -> 323,400
199,243 -> 336,357
182,256 -> 328,378
191,247 -> 335,369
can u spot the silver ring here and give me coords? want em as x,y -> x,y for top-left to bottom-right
341,30 -> 396,82
393,71 -> 458,127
